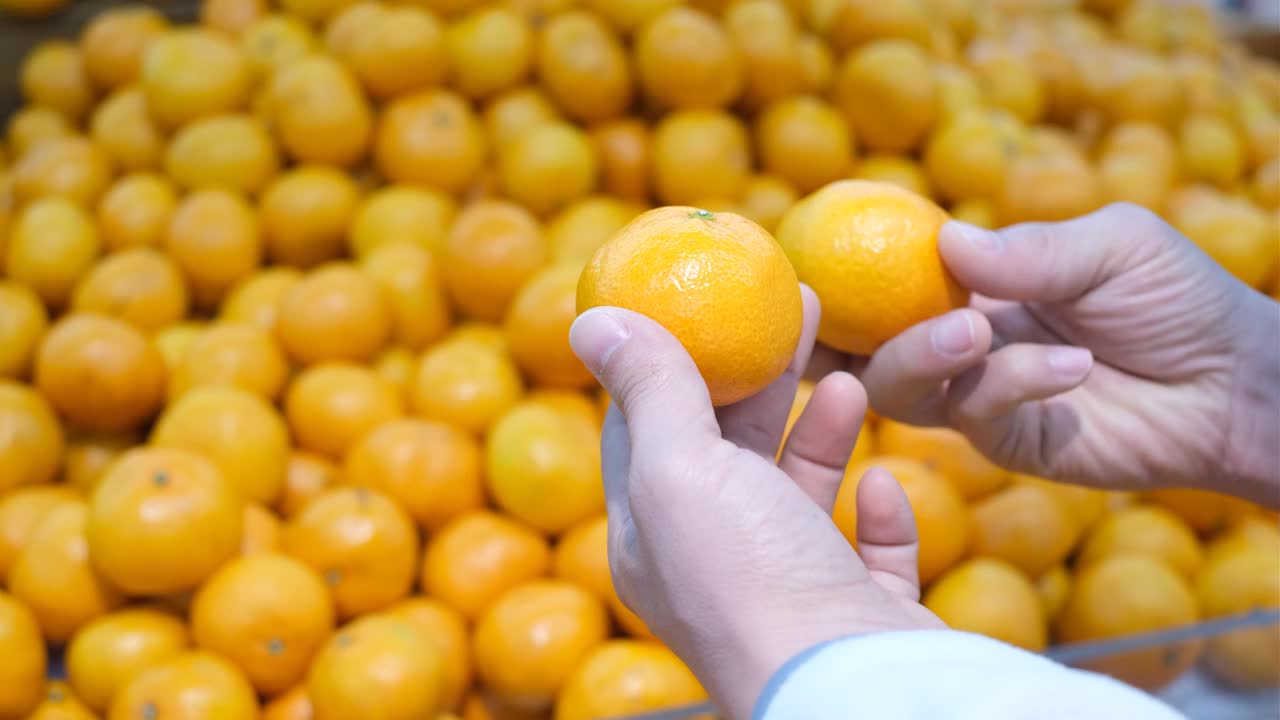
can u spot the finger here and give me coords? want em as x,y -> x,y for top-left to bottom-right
939,204 -> 1170,303
970,295 -> 1065,350
600,404 -> 633,526
804,342 -> 855,382
855,467 -> 922,602
777,372 -> 867,513
859,308 -> 993,426
718,285 -> 821,458
569,307 -> 721,454
945,343 -> 1094,427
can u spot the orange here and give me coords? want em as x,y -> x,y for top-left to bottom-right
259,165 -> 361,267
220,268 -> 302,334
580,0 -> 677,32
833,457 -> 970,585
0,281 -> 48,379
537,12 -> 632,123
725,0 -> 804,109
108,651 -> 259,720
10,502 -> 123,642
277,451 -> 340,520
383,598 -> 472,711
344,6 -> 448,100
360,244 -> 453,351
350,185 -> 456,260
35,313 -> 165,433
0,591 -> 47,720
168,323 -> 288,402
1097,124 -> 1179,211
153,322 -> 207,372
1140,488 -> 1249,537
1036,564 -> 1071,623
755,96 -> 854,194
421,510 -> 551,620
969,483 -> 1078,579
192,553 -> 335,696
924,110 -> 1027,203
997,146 -> 1101,226
87,447 -> 242,596
447,7 -> 532,101
948,199 -> 996,229
269,56 -> 373,168
6,198 -> 101,309
0,0 -> 65,18
546,196 -> 642,267
239,15 -> 316,78
1169,190 -> 1277,290
589,120 -> 651,204
1196,546 -> 1280,689
165,189 -> 263,309
375,89 -> 486,194
0,485 -> 78,583
485,400 -> 603,535
1179,114 -> 1245,189
822,0 -> 930,53
555,640 -> 706,720
473,580 -> 609,710
307,614 -> 446,720
442,201 -> 547,321
652,109 -> 751,206
1253,158 -> 1280,210
285,363 -> 404,459
967,42 -> 1045,124
854,155 -> 932,197
409,339 -> 524,434
262,686 -> 312,720
70,248 -> 189,334
165,114 -> 279,195
1077,506 -> 1205,581
1057,554 -> 1201,690
483,86 -> 562,151
923,558 -> 1047,652
634,7 -> 743,110
579,206 -> 800,405
200,0 -> 267,35
504,265 -> 593,387
151,386 -> 289,504
6,106 -> 73,158
778,180 -> 964,355
1206,518 -> 1280,567
834,40 -> 937,154
1090,47 -> 1183,129
277,262 -> 391,365
141,29 -> 252,129
97,173 -> 177,250
278,0 -> 356,23
1013,475 -> 1108,537
241,503 -> 282,555
498,121 -> 598,216
65,609 -> 188,713
796,32 -> 834,95
12,136 -> 113,208
374,347 -> 417,404
932,63 -> 983,121
23,681 -> 95,720
876,420 -> 1009,500
737,175 -> 798,234
19,42 -> 95,120
552,515 -> 651,637
344,419 -> 485,532
89,88 -> 165,172
283,487 -> 419,619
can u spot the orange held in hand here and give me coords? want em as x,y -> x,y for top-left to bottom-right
577,206 -> 802,406
777,180 -> 967,355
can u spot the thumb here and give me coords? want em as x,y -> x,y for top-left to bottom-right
939,203 -> 1167,303
569,307 -> 720,453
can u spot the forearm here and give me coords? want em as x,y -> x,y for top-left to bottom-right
1222,290 -> 1280,507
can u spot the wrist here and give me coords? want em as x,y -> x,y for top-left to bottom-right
1221,290 -> 1280,507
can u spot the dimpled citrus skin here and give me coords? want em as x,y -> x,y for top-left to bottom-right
777,180 -> 967,355
576,206 -> 801,406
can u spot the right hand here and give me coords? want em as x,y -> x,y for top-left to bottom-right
810,203 -> 1280,505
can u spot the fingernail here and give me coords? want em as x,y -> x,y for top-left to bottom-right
931,312 -> 975,357
949,220 -> 1002,253
569,308 -> 631,375
1046,347 -> 1093,380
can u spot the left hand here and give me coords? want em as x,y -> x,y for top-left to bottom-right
569,287 -> 943,720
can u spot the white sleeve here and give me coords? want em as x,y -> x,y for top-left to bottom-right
753,630 -> 1185,720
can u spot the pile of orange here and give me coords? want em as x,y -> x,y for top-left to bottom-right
1,0 -> 1278,717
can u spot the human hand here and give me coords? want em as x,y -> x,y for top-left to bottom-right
810,203 -> 1280,505
568,288 -> 942,720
